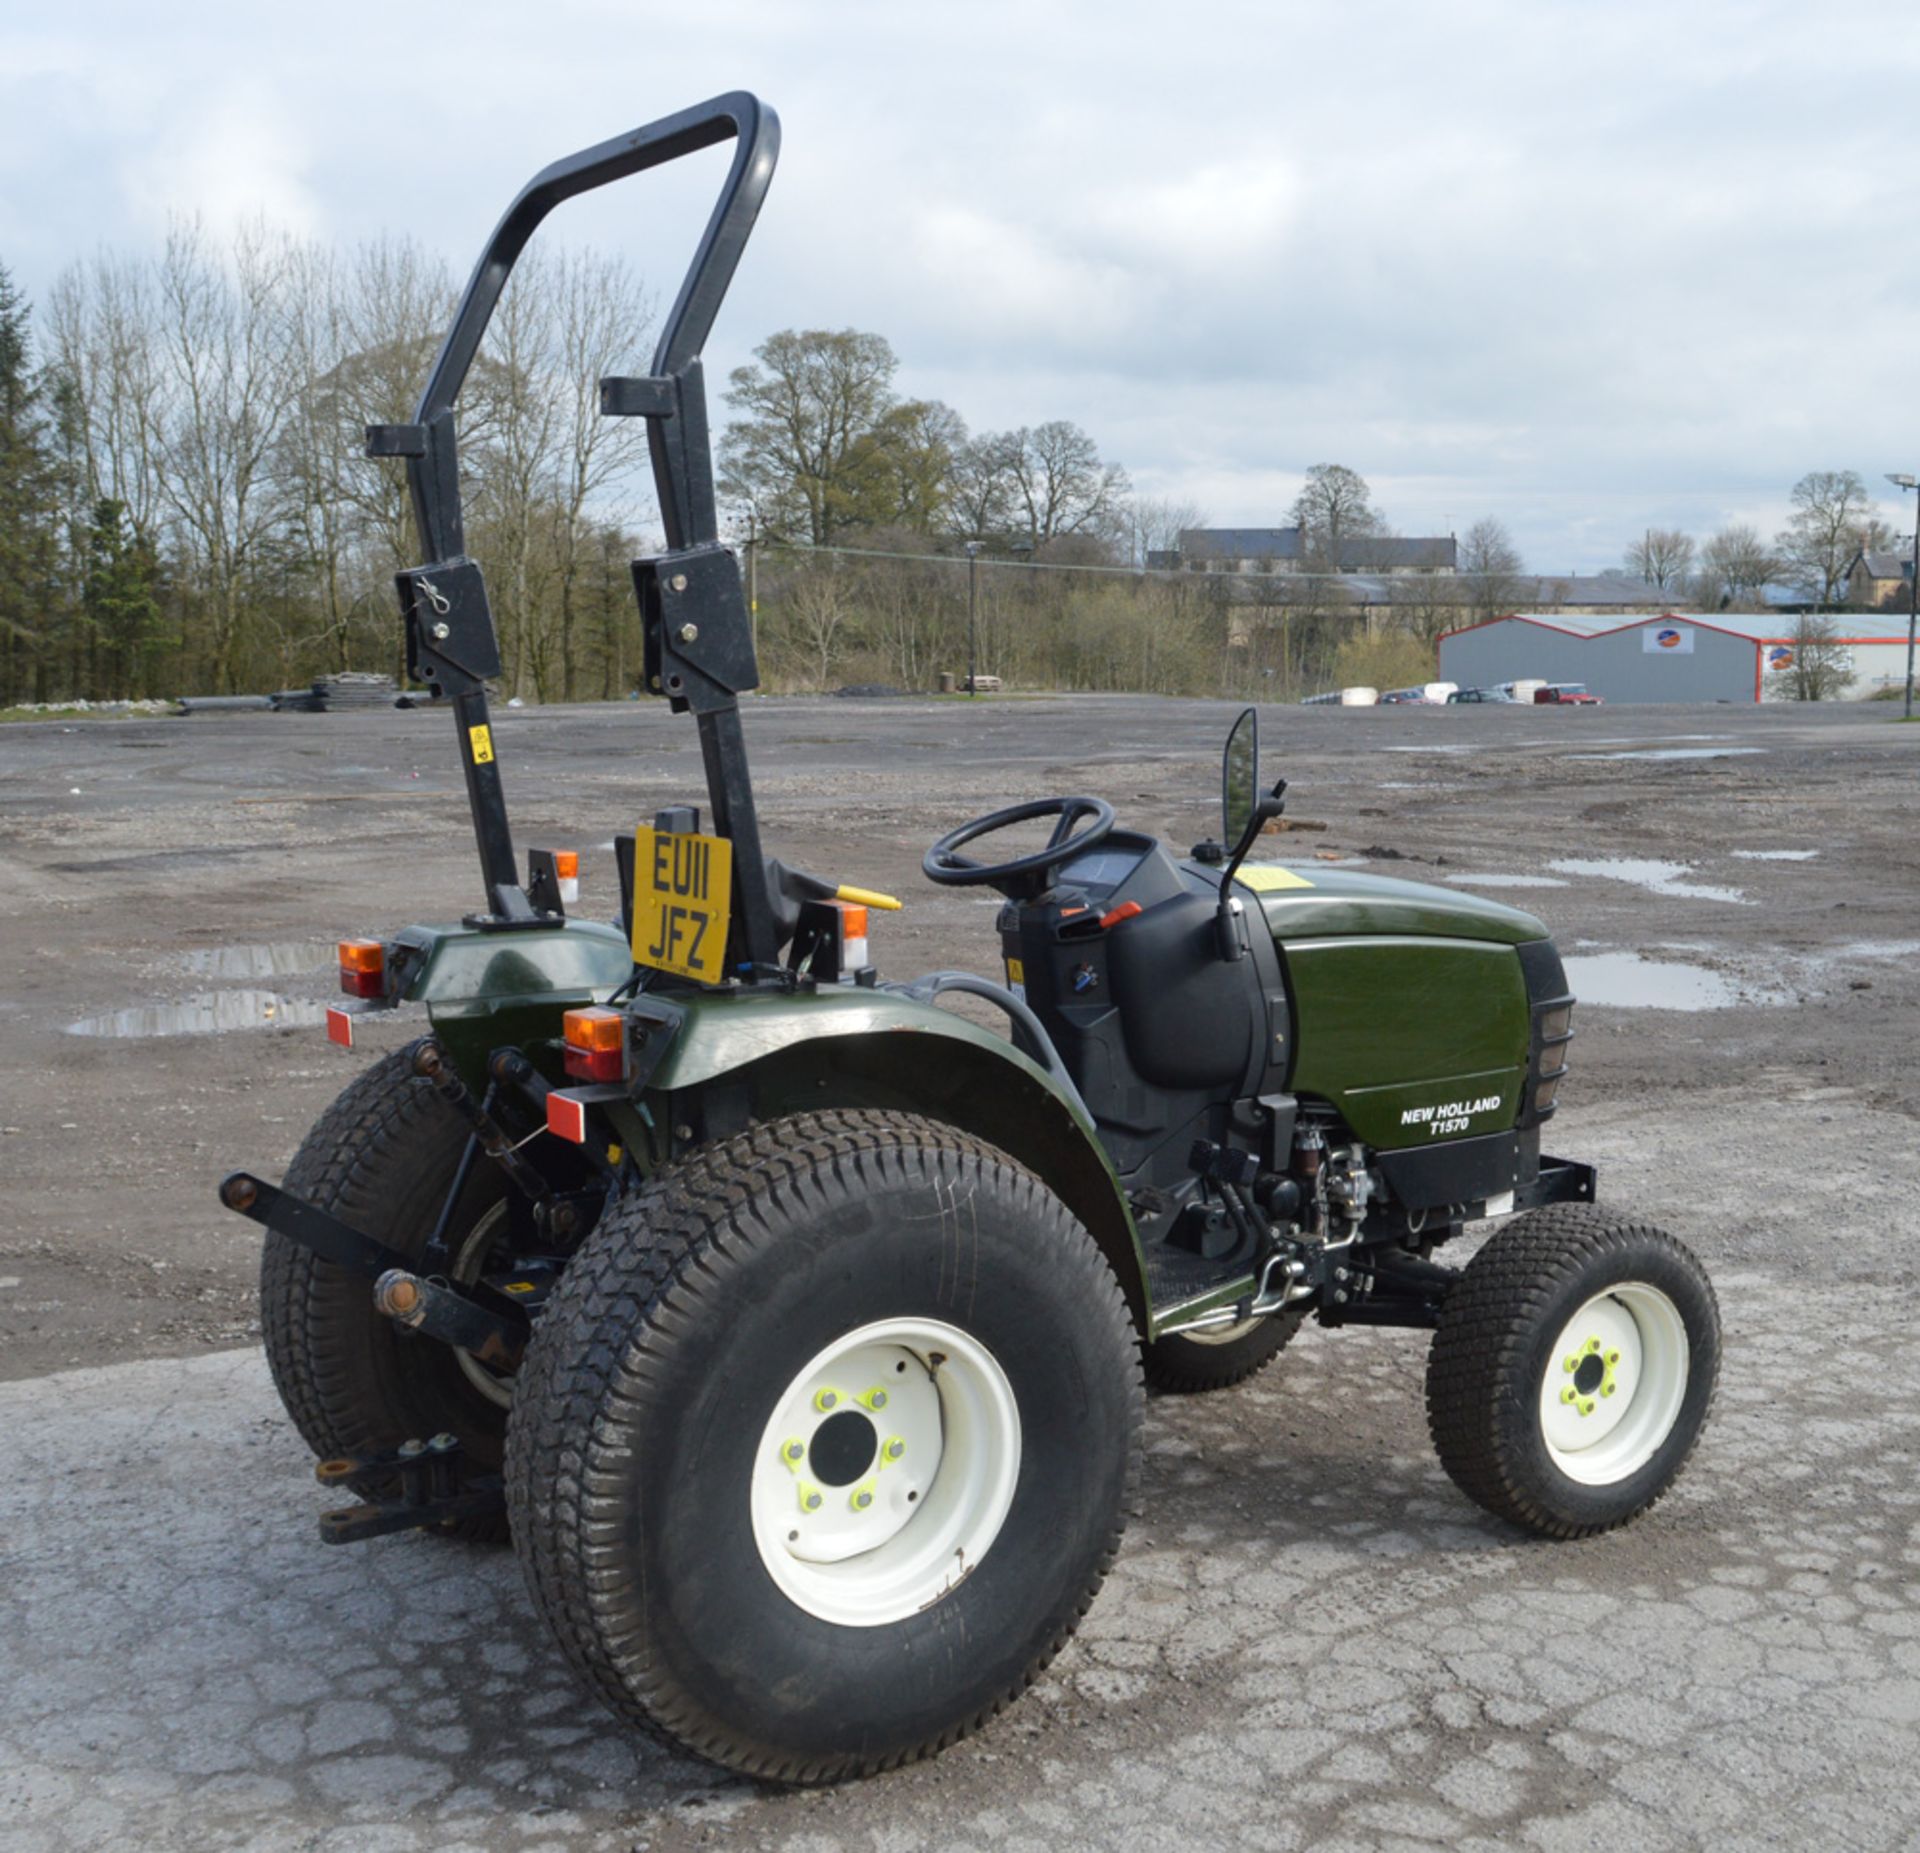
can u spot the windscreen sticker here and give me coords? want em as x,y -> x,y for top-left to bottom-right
1235,865 -> 1315,893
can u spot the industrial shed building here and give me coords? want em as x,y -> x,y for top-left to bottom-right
1437,611 -> 1915,704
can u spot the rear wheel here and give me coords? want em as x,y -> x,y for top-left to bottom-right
260,1041 -> 515,1539
1425,1204 -> 1719,1538
1143,1307 -> 1305,1392
507,1110 -> 1143,1783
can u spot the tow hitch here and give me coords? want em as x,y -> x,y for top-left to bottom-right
315,1435 -> 505,1545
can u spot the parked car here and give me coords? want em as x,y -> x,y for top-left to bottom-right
1446,687 -> 1516,704
1533,683 -> 1603,706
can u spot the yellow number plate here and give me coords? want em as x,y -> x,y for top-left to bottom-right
631,826 -> 734,985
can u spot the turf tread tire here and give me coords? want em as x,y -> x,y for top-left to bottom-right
1425,1203 -> 1719,1539
1143,1306 -> 1305,1392
506,1108 -> 1143,1785
260,1041 -> 511,1541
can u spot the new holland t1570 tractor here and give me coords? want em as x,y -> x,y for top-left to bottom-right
221,93 -> 1720,1783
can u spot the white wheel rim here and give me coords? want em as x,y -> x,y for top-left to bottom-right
749,1317 -> 1021,1628
1538,1283 -> 1689,1485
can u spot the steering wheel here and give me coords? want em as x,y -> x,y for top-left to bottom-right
923,795 -> 1116,891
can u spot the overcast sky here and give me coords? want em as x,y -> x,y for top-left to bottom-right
5,0 -> 1919,571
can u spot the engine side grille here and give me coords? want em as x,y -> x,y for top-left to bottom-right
1515,938 -> 1575,1127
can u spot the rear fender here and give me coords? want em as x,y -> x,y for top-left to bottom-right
387,918 -> 633,1085
643,990 -> 1150,1334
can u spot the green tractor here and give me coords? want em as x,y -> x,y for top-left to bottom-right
222,94 -> 1719,1783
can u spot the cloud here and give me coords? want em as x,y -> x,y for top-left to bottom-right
6,0 -> 1920,568
119,93 -> 322,241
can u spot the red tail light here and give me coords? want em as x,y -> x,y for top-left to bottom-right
338,939 -> 385,998
563,1006 -> 626,1083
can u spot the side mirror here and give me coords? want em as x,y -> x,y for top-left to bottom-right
1222,706 -> 1259,849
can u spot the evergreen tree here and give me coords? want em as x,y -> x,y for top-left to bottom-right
0,263 -> 60,703
83,498 -> 163,696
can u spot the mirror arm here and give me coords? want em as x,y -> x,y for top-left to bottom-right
1215,789 -> 1287,960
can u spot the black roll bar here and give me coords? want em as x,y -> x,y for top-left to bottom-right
371,93 -> 780,930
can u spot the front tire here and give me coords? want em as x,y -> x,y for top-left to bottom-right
1425,1204 -> 1719,1538
507,1110 -> 1143,1783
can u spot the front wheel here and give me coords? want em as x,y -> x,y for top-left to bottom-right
1425,1204 -> 1719,1538
506,1110 -> 1143,1783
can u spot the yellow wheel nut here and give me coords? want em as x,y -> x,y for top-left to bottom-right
1578,1397 -> 1596,1416
1560,1387 -> 1576,1405
1602,1381 -> 1617,1397
780,1438 -> 806,1470
850,1479 -> 877,1512
857,1386 -> 890,1412
1585,1336 -> 1601,1353
813,1388 -> 840,1413
1606,1350 -> 1621,1365
796,1480 -> 823,1514
1563,1356 -> 1579,1374
881,1436 -> 906,1464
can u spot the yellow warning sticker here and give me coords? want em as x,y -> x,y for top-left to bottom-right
631,825 -> 734,985
1235,864 -> 1315,893
468,723 -> 495,765
1006,957 -> 1025,985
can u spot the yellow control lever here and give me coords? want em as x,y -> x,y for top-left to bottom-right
836,883 -> 902,912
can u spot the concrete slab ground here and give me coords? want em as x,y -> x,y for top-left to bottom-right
4,694 -> 1920,1847
4,1091 -> 1917,1851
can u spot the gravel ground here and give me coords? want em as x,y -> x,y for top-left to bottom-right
1,692 -> 1917,1848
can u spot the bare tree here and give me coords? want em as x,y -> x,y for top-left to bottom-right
1000,420 -> 1129,549
1777,470 -> 1891,607
153,218 -> 300,691
1458,516 -> 1527,623
1130,494 -> 1208,566
1773,613 -> 1852,700
1624,527 -> 1695,592
548,248 -> 655,698
1290,463 -> 1382,569
949,429 -> 1019,539
1695,523 -> 1780,610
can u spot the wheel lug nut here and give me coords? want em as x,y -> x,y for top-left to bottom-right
813,1389 -> 839,1412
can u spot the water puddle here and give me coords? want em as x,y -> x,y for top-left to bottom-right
1564,953 -> 1789,1011
67,991 -> 328,1038
1732,849 -> 1818,862
179,942 -> 331,979
1832,940 -> 1920,961
1548,857 -> 1748,905
1566,748 -> 1767,763
1442,872 -> 1571,889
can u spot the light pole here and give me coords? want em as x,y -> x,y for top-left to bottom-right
1887,474 -> 1919,719
965,540 -> 981,696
